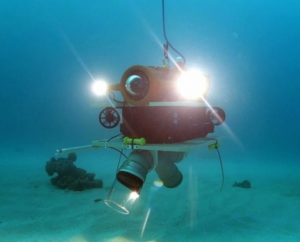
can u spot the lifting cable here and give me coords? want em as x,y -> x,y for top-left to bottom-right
161,0 -> 186,65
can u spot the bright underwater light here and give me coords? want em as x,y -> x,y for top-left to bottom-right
91,79 -> 108,96
176,69 -> 209,100
104,180 -> 141,215
128,191 -> 140,202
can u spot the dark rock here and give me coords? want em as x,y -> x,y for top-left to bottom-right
233,180 -> 251,189
45,152 -> 103,191
67,152 -> 77,162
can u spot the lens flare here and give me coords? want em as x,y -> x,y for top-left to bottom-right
177,69 -> 209,100
91,79 -> 108,96
140,208 -> 151,238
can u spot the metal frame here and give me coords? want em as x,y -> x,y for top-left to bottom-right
54,137 -> 217,159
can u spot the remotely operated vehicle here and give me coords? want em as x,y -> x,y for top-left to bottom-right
54,1 -> 226,214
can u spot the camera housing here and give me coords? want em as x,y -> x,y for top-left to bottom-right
113,65 -> 225,143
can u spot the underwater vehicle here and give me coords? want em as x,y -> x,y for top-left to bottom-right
55,63 -> 226,214
54,0 -> 226,214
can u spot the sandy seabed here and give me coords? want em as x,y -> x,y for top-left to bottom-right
0,144 -> 299,242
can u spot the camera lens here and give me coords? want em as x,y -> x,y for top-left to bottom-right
125,74 -> 149,100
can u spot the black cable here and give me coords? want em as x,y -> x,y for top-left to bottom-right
215,145 -> 224,192
210,138 -> 224,191
97,148 -> 127,203
161,0 -> 186,65
109,147 -> 128,160
115,149 -> 123,172
106,134 -> 129,171
106,134 -> 128,161
107,133 -> 122,142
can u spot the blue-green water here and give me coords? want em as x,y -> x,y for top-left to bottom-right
0,1 -> 299,241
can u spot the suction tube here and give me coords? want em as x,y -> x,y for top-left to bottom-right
155,151 -> 184,188
105,150 -> 184,214
104,150 -> 154,215
117,150 -> 154,192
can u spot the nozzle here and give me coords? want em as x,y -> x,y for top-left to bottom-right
117,150 -> 153,192
155,151 -> 184,188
